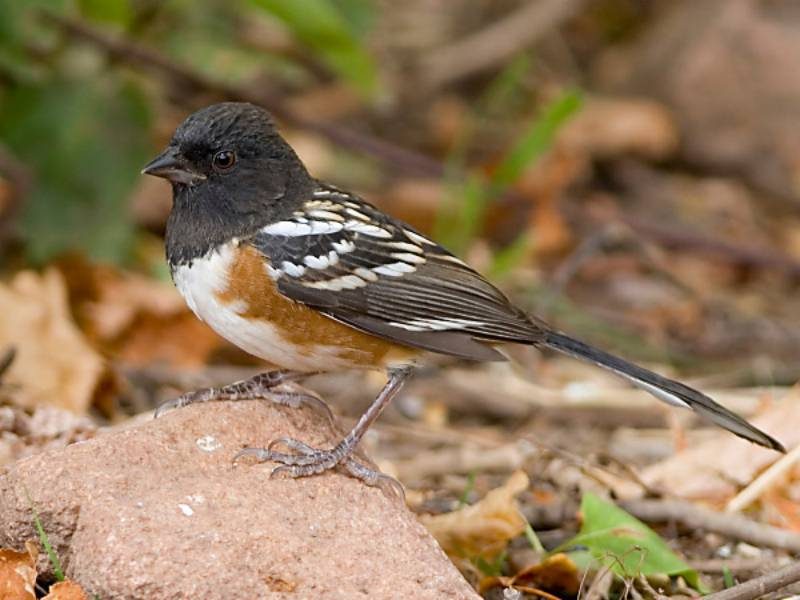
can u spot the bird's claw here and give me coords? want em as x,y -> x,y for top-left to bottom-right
235,437 -> 404,499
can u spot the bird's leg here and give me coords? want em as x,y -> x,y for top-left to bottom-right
235,366 -> 413,489
154,369 -> 332,423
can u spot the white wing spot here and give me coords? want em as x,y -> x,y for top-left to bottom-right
390,252 -> 426,264
404,229 -> 436,246
332,239 -> 356,254
436,254 -> 468,266
308,209 -> 345,222
345,207 -> 370,221
304,254 -> 331,270
345,221 -> 393,238
262,220 -> 342,236
373,262 -> 416,277
386,241 -> 424,253
305,275 -> 366,291
281,261 -> 306,277
389,317 -> 485,331
265,264 -> 282,280
262,221 -> 311,236
388,322 -> 426,332
354,267 -> 378,282
309,221 -> 343,235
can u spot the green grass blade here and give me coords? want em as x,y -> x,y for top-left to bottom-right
488,89 -> 583,197
24,487 -> 64,582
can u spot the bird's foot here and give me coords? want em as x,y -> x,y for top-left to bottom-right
154,370 -> 332,424
235,437 -> 403,499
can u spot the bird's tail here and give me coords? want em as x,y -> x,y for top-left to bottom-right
541,331 -> 784,452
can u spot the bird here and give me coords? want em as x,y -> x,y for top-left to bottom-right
142,102 -> 784,487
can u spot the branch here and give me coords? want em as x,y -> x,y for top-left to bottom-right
620,499 -> 800,554
420,0 -> 588,89
703,561 -> 800,600
620,214 -> 800,279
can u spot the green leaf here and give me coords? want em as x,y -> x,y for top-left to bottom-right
558,493 -> 705,591
250,0 -> 378,95
0,77 -> 151,264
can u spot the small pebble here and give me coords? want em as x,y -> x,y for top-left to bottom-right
196,435 -> 222,452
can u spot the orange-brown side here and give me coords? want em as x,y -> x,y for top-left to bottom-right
215,244 -> 418,369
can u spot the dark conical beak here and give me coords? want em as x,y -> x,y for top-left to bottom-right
141,147 -> 206,185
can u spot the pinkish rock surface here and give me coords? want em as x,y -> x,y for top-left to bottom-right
0,398 -> 478,599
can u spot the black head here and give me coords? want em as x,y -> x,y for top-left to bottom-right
142,102 -> 312,265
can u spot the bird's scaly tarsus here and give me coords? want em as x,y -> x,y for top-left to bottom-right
234,366 -> 413,498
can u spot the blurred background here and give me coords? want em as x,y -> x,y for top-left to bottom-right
4,0 -> 800,594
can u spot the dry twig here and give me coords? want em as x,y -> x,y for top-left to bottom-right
393,440 -> 538,480
725,443 -> 800,513
420,0 -> 587,89
620,499 -> 800,554
703,561 -> 800,600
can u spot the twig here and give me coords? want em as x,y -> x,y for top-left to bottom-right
703,561 -> 800,600
420,0 -> 588,89
0,346 -> 16,382
726,443 -> 800,513
392,440 -> 538,480
619,214 -> 800,279
619,499 -> 800,554
691,557 -> 786,575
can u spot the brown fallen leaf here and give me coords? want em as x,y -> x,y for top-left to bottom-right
43,580 -> 89,600
0,541 -> 38,600
642,388 -> 799,502
419,470 -> 529,561
559,97 -> 679,161
58,258 -> 229,368
0,269 -> 109,413
480,553 -> 581,597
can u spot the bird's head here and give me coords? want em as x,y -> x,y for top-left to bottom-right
142,102 -> 309,207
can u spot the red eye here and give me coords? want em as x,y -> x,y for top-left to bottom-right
212,150 -> 236,171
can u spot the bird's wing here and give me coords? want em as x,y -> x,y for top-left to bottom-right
246,184 -> 541,360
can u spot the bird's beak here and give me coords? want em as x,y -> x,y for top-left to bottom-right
141,148 -> 207,185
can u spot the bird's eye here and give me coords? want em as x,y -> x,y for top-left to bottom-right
212,150 -> 236,172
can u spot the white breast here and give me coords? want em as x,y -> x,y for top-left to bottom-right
171,243 -> 367,371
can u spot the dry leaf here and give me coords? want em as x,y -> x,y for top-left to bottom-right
0,541 -> 38,600
0,270 -> 107,413
559,97 -> 678,161
420,470 -> 529,560
83,270 -> 185,342
642,389 -> 800,501
43,580 -> 90,600
480,553 -> 581,597
58,259 -> 227,368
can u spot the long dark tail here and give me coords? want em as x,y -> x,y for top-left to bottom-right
542,331 -> 784,452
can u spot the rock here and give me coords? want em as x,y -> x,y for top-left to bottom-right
0,398 -> 478,599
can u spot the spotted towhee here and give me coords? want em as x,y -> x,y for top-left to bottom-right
142,102 -> 783,487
